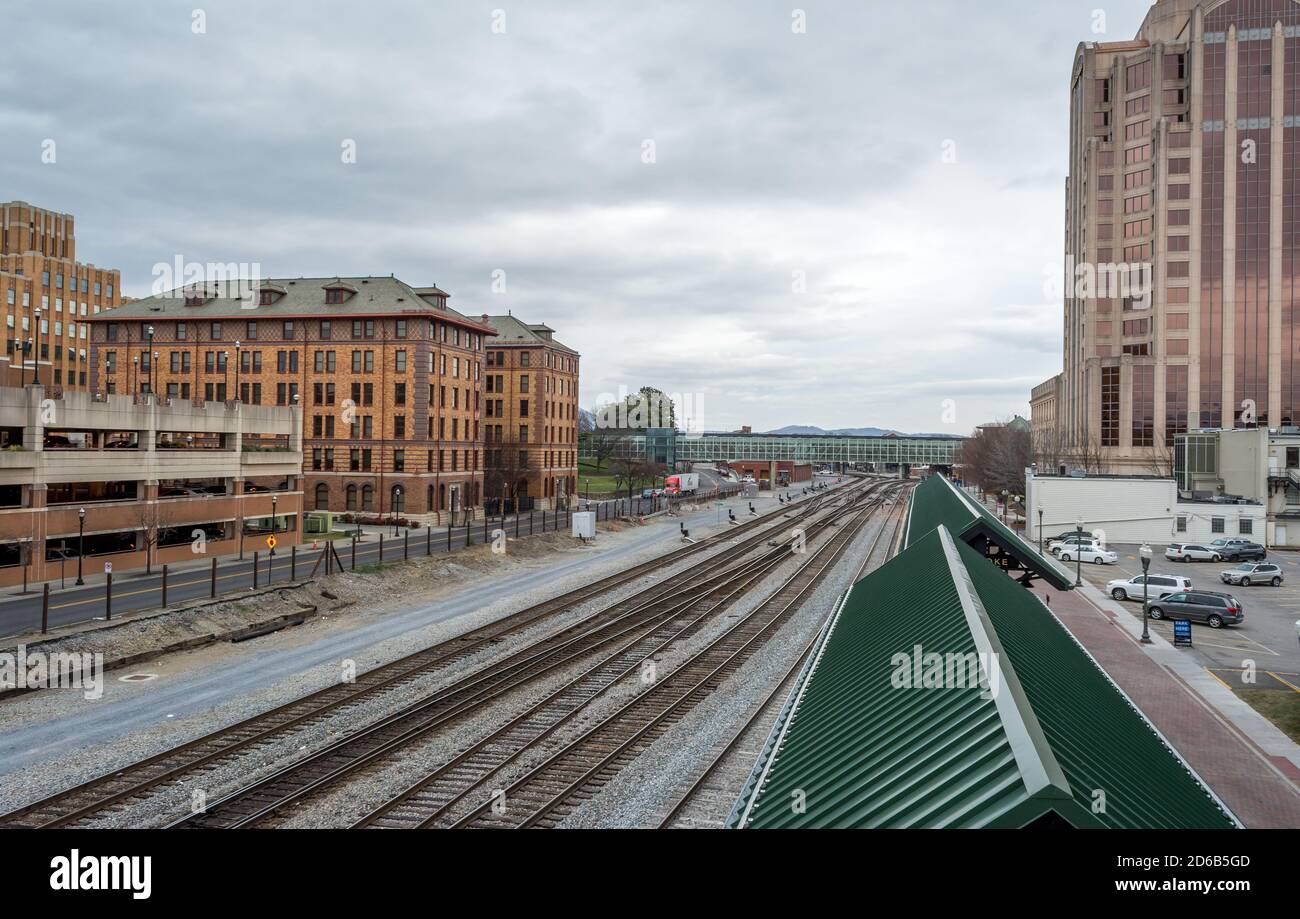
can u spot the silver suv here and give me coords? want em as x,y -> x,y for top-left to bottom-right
1219,562 -> 1283,587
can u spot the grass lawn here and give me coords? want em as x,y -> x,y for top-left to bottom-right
578,458 -> 663,496
1233,688 -> 1300,745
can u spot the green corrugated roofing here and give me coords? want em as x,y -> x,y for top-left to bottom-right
730,526 -> 1238,829
904,474 -> 1075,590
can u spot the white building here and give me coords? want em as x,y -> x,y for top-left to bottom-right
1176,427 -> 1300,548
1024,470 -> 1266,549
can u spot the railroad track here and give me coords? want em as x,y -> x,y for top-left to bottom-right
1,480 -> 866,829
167,484 -> 882,828
656,487 -> 911,828
345,484 -> 895,829
436,483 -> 905,828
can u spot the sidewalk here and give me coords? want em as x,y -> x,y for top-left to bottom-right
1039,577 -> 1300,828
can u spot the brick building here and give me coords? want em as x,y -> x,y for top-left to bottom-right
86,277 -> 495,522
0,202 -> 122,391
481,314 -> 580,508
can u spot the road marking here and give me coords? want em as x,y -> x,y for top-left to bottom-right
1267,671 -> 1300,694
1206,668 -> 1234,691
47,543 -> 385,612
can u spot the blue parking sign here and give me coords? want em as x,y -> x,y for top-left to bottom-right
1173,619 -> 1193,647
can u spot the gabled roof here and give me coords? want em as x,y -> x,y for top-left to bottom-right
728,527 -> 1238,829
904,474 -> 1075,590
90,276 -> 495,335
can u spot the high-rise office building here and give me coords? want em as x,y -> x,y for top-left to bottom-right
1035,0 -> 1300,474
0,202 -> 122,390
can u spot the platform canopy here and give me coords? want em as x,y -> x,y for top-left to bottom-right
904,473 -> 1075,590
728,526 -> 1238,830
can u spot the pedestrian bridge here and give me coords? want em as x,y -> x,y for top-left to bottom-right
627,432 -> 963,466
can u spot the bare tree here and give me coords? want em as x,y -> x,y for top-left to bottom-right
958,423 -> 1032,498
485,439 -> 530,511
133,499 -> 179,575
584,427 -> 631,471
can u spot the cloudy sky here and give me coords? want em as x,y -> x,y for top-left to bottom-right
2,0 -> 1155,434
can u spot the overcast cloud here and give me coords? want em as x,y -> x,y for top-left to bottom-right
1,0 -> 1153,434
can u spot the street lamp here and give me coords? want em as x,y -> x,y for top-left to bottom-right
1139,544 -> 1153,643
1000,489 -> 1008,525
76,506 -> 86,585
392,486 -> 403,535
1037,507 -> 1044,555
146,325 -> 155,394
234,340 -> 242,400
271,493 -> 278,535
1073,516 -> 1084,588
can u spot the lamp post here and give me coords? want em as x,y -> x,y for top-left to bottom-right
234,340 -> 241,400
271,493 -> 278,536
1139,544 -> 1153,643
392,486 -> 403,535
132,354 -> 139,394
1000,489 -> 1008,525
1073,516 -> 1084,587
1037,508 -> 1044,555
146,324 -> 155,394
223,350 -> 230,399
76,506 -> 86,585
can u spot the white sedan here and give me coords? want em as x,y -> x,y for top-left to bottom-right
1057,544 -> 1118,565
1048,537 -> 1099,556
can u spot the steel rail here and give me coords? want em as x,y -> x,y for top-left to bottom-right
2,481 -> 862,828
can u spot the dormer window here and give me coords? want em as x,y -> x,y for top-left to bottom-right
260,290 -> 276,306
323,280 -> 358,304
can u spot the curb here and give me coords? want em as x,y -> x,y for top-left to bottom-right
1074,577 -> 1300,776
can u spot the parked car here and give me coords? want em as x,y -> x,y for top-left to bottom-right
1164,543 -> 1224,562
1049,535 -> 1099,556
1220,541 -> 1267,562
1144,590 -> 1244,629
1106,573 -> 1194,602
1058,544 -> 1117,565
1219,562 -> 1283,587
1208,538 -> 1253,551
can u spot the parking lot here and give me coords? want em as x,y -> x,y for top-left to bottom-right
1070,543 -> 1300,695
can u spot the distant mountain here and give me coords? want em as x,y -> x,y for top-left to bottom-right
763,425 -> 962,439
765,425 -> 833,436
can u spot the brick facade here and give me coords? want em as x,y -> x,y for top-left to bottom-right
0,202 -> 122,391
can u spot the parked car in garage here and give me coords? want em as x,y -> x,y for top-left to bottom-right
1219,541 -> 1267,562
1057,544 -> 1117,565
1144,590 -> 1244,628
1106,573 -> 1194,602
1164,543 -> 1224,562
1219,562 -> 1283,587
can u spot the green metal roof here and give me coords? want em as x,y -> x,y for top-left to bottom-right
904,474 -> 1075,591
729,526 -> 1238,829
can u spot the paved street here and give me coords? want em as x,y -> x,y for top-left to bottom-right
0,498 -> 666,640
